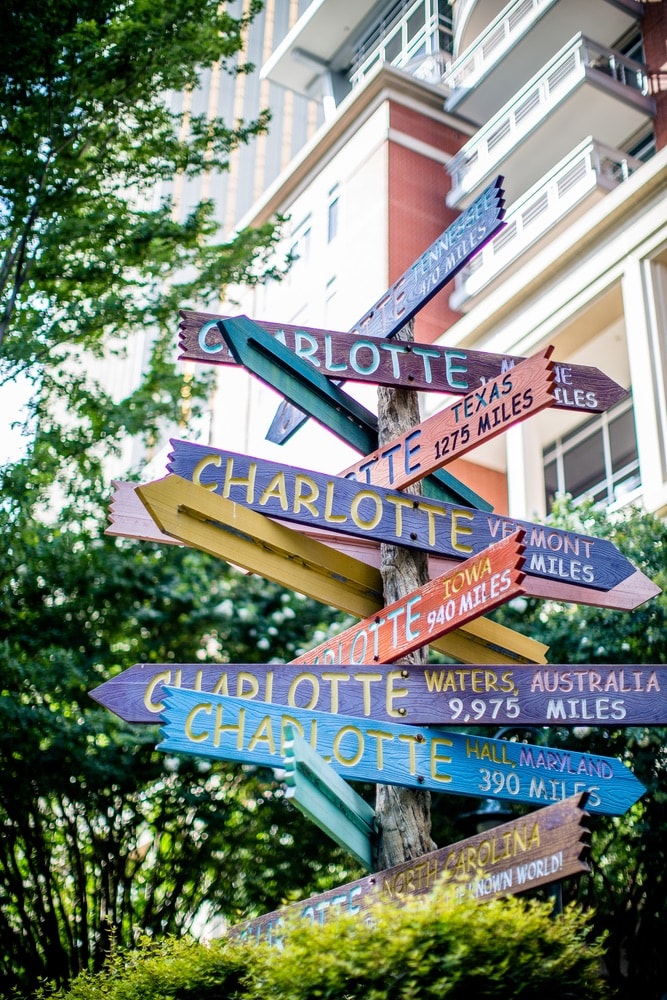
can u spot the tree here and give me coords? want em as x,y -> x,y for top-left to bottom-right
491,498 -> 667,1000
1,0 -> 287,512
0,515 -> 357,993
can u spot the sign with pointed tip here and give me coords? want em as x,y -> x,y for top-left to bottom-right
164,440 -> 648,597
340,347 -> 556,491
229,793 -> 591,944
90,661 -> 667,727
134,473 -> 548,666
291,531 -> 525,666
266,175 -> 507,444
282,724 -> 376,871
158,689 -> 645,815
180,310 -> 628,414
215,314 -> 490,510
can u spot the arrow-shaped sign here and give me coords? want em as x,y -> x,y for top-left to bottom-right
90,662 -> 667,727
158,689 -> 645,815
266,176 -> 507,444
291,532 -> 525,665
165,440 -> 648,596
181,310 -> 628,414
216,314 -> 489,510
230,793 -> 590,943
135,474 -> 547,666
107,476 -> 660,611
340,347 -> 556,491
282,724 -> 376,871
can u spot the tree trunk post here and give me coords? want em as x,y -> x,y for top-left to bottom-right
373,318 -> 437,869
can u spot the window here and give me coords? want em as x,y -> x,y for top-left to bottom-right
327,187 -> 339,243
288,216 -> 312,274
543,398 -> 640,512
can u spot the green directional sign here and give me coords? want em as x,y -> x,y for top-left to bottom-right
282,724 -> 376,871
217,315 -> 490,509
158,689 -> 645,816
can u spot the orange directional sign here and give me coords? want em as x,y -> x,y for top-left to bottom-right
292,532 -> 525,665
135,474 -> 547,666
341,347 -> 556,490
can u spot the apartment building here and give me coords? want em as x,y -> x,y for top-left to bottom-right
207,0 -> 667,521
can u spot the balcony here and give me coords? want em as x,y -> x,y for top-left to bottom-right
443,0 -> 644,125
446,33 -> 654,210
449,137 -> 644,311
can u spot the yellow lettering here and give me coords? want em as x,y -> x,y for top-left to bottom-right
386,670 -> 409,717
321,672 -> 349,714
144,669 -> 171,712
288,673 -> 320,710
223,458 -> 257,503
451,509 -> 474,553
323,481 -> 347,523
385,494 -> 413,538
350,490 -> 382,530
333,726 -> 364,766
236,672 -> 260,698
192,454 -> 221,492
248,715 -> 276,754
185,702 -> 211,742
419,500 -> 448,546
258,472 -> 289,510
293,474 -> 320,517
214,704 -> 245,748
430,736 -> 453,782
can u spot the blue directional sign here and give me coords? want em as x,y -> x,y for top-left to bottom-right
158,688 -> 645,816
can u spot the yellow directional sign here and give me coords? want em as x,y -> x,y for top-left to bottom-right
136,475 -> 548,666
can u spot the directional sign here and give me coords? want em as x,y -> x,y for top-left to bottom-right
230,793 -> 590,944
166,439 -> 647,596
267,176 -> 507,444
181,311 -> 627,414
158,689 -> 645,815
340,348 -> 556,491
135,474 -> 548,666
216,314 -> 490,510
90,662 -> 667,728
282,724 -> 376,871
291,532 -> 525,666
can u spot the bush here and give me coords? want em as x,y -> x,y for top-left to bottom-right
40,893 -> 610,1000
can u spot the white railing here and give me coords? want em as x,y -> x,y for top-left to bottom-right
444,0 -> 548,94
450,137 -> 643,307
350,0 -> 452,88
447,33 -> 650,201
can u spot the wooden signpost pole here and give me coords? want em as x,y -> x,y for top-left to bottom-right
374,319 -> 434,869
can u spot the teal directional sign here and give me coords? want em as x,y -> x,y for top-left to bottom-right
217,316 -> 490,510
158,689 -> 645,816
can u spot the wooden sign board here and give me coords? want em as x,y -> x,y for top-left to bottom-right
181,312 -> 627,415
158,689 -> 645,815
229,793 -> 590,945
267,176 -> 507,444
283,724 -> 376,871
166,440 -> 645,595
215,313 -> 489,510
136,474 -> 548,666
106,478 -> 660,611
341,348 -> 555,491
292,532 -> 525,665
91,661 -> 667,728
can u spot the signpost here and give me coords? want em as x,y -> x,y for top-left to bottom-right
290,532 -> 525,666
165,440 -> 650,599
135,473 -> 548,665
181,311 -> 628,414
340,348 -> 555,491
216,314 -> 490,509
158,688 -> 645,815
229,793 -> 590,944
266,175 -> 507,444
91,661 -> 667,728
282,724 -> 377,871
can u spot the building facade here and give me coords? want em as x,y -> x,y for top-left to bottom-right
208,0 -> 667,522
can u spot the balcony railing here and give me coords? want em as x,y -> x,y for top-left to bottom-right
446,33 -> 651,207
350,0 -> 453,87
444,0 -> 549,94
449,137 -> 643,310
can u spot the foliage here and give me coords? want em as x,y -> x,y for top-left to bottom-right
38,895 -> 610,1000
0,512 -> 356,993
1,0 -> 289,510
490,497 -> 667,999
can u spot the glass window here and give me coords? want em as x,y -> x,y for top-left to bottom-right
543,398 -> 639,511
327,189 -> 339,243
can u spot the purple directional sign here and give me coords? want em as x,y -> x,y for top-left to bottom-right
158,689 -> 645,816
91,661 -> 667,728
